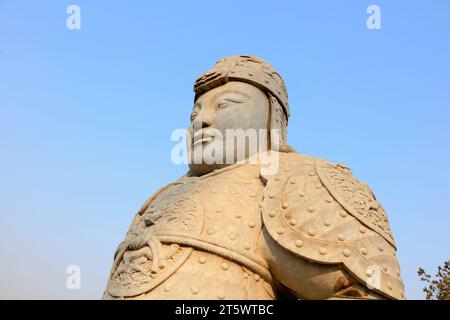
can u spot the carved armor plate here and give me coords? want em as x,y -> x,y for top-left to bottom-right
261,152 -> 404,300
107,182 -> 204,297
315,159 -> 395,247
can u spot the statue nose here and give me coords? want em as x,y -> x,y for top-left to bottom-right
193,110 -> 214,131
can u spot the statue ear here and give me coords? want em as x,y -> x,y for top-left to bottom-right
268,93 -> 288,147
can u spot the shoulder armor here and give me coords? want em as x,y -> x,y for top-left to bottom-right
261,152 -> 405,299
315,159 -> 395,246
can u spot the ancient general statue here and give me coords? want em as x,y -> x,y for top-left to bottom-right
103,55 -> 404,300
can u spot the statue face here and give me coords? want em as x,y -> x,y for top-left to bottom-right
187,81 -> 270,176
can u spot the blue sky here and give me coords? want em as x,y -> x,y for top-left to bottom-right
0,0 -> 449,299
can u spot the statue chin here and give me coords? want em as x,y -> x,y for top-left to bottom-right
187,142 -> 268,176
188,162 -> 229,177
187,141 -> 235,176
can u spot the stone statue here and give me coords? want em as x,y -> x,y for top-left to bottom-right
103,55 -> 404,300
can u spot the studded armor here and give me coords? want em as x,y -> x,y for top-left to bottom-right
105,162 -> 277,299
260,152 -> 404,300
104,151 -> 404,300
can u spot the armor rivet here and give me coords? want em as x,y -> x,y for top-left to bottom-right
191,286 -> 199,295
217,292 -> 225,300
284,168 -> 290,173
290,238 -> 301,248
338,233 -> 345,241
290,179 -> 296,184
144,216 -> 153,226
396,268 -> 400,276
359,226 -> 366,234
244,243 -> 251,250
250,192 -> 256,198
315,183 -> 322,189
274,177 -> 280,182
298,191 -> 305,197
229,233 -> 237,240
164,285 -> 170,292
378,245 -> 384,252
248,221 -> 256,228
360,247 -> 368,255
258,203 -> 262,208
198,256 -> 206,264
319,247 -> 327,255
282,202 -> 288,209
343,249 -> 351,257
382,264 -> 388,272
216,208 -> 223,213
340,211 -> 347,218
243,273 -> 249,279
325,197 -> 333,203
268,193 -> 275,199
307,228 -> 316,236
324,220 -> 331,227
254,274 -> 261,282
308,172 -> 315,176
307,206 -> 315,213
236,212 -> 242,218
221,262 -> 229,270
289,219 -> 297,226
207,228 -> 216,235
276,228 -> 284,235
248,73 -> 253,77
366,269 -> 373,277
388,282 -> 393,290
269,212 -> 276,217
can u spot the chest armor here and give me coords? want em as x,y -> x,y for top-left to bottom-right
106,163 -> 274,299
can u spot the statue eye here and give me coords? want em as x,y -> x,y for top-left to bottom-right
217,98 -> 244,109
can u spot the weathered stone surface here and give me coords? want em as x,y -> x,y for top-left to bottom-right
104,55 -> 404,300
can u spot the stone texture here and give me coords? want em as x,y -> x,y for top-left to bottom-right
103,55 -> 404,300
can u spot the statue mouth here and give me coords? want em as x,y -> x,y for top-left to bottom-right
192,130 -> 217,146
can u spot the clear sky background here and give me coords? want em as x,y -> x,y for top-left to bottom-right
0,0 -> 449,299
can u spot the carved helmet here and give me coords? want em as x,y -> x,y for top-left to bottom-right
193,55 -> 290,144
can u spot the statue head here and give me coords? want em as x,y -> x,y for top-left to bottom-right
187,55 -> 289,176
